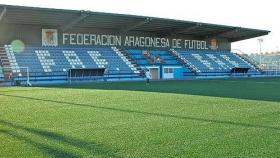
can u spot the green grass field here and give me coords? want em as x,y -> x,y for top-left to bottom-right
0,78 -> 280,158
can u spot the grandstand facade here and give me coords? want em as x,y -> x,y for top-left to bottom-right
0,5 -> 271,85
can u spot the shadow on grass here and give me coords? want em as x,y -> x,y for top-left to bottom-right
46,78 -> 280,102
0,93 -> 279,131
0,129 -> 79,158
0,120 -> 121,158
0,88 -> 52,93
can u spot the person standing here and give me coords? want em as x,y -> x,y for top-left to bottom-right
145,69 -> 152,85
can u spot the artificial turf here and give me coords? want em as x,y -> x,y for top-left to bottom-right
0,78 -> 279,157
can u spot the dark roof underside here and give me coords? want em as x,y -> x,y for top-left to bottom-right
0,4 -> 270,42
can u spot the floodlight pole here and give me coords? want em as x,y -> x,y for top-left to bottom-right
258,38 -> 263,68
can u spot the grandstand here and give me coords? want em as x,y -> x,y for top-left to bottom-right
0,4 -> 272,85
249,52 -> 280,70
236,52 -> 280,76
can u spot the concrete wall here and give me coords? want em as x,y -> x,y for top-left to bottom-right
0,23 -> 231,51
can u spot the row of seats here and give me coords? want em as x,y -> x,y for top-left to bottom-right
4,45 -> 138,78
126,49 -> 181,66
175,50 -> 259,74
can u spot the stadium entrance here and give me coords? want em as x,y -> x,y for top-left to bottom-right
149,68 -> 159,80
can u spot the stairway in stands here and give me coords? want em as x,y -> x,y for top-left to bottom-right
234,53 -> 263,72
112,47 -> 142,74
0,47 -> 12,80
0,58 -> 3,81
169,49 -> 198,75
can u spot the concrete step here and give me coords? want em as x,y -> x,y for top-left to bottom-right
0,59 -> 9,62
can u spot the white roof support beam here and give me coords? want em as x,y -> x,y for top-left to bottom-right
206,27 -> 241,38
0,7 -> 7,22
61,11 -> 89,32
119,17 -> 152,34
218,27 -> 241,36
166,23 -> 202,37
176,23 -> 202,34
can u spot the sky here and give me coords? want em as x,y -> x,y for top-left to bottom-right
0,0 -> 279,54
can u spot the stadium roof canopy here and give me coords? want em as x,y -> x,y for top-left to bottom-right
0,4 -> 270,42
